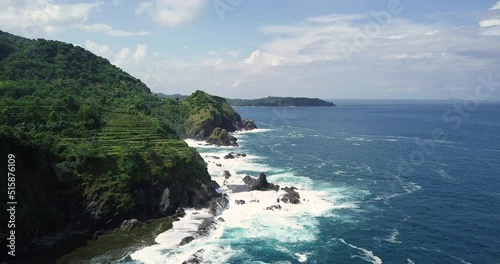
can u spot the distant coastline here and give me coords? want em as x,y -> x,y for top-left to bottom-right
156,93 -> 336,107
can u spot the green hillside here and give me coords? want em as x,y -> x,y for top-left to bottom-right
0,30 -> 241,260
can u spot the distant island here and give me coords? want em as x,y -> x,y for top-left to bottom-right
226,97 -> 335,107
156,94 -> 336,107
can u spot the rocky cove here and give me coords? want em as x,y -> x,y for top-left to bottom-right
127,131 -> 309,264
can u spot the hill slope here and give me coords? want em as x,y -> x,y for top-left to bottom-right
0,30 -> 246,260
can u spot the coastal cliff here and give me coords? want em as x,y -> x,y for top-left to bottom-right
0,30 -> 251,261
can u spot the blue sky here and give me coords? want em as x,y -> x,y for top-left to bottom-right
1,0 -> 500,100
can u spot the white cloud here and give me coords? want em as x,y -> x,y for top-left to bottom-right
385,52 -> 436,60
114,44 -> 149,66
78,23 -> 151,37
244,50 -> 283,67
134,44 -> 148,62
0,0 -> 103,36
479,18 -> 500,28
82,40 -> 149,68
79,23 -> 113,32
135,0 -> 206,28
425,30 -> 439,36
228,50 -> 240,58
114,48 -> 132,66
304,14 -> 366,24
106,30 -> 151,37
490,1 -> 500,10
85,40 -> 113,57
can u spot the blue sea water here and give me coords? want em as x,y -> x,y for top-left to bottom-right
132,100 -> 500,264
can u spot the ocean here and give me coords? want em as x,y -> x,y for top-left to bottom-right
128,100 -> 500,264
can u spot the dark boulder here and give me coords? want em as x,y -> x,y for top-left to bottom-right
266,205 -> 282,211
179,236 -> 195,246
235,200 -> 246,205
174,207 -> 186,218
197,218 -> 217,237
281,186 -> 301,204
224,152 -> 247,159
242,173 -> 279,191
235,118 -> 257,131
223,153 -> 235,159
223,170 -> 231,179
208,196 -> 229,216
183,249 -> 209,264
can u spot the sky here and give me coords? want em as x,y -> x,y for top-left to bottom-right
1,0 -> 500,100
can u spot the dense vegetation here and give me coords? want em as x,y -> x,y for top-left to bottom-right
157,93 -> 336,107
0,30 -> 241,258
226,96 -> 336,107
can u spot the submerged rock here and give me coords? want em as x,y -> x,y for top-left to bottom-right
226,184 -> 251,193
266,205 -> 282,211
235,199 -> 246,205
179,236 -> 195,246
197,218 -> 217,237
183,249 -> 210,264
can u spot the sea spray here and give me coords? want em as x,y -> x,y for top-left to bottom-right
130,130 -> 353,263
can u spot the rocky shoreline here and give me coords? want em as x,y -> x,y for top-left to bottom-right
175,145 -> 304,264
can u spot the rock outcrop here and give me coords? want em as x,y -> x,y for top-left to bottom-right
223,170 -> 231,179
206,127 -> 238,146
281,187 -> 301,204
223,152 -> 246,159
208,196 -> 229,216
235,118 -> 258,131
183,249 -> 210,264
119,219 -> 143,231
242,173 -> 280,191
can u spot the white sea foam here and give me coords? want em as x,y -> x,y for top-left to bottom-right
385,228 -> 401,244
407,258 -> 415,264
294,252 -> 309,262
346,136 -> 372,142
234,128 -> 273,134
337,238 -> 383,264
131,134 -> 353,263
